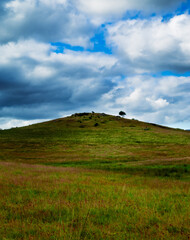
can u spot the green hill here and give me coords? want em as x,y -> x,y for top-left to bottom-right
0,112 -> 190,178
0,113 -> 189,239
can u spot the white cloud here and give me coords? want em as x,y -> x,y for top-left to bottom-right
77,0 -> 185,23
77,0 -> 129,24
0,40 -> 50,64
0,39 -> 117,69
107,14 -> 190,73
99,75 -> 190,125
0,0 -> 94,47
30,66 -> 56,79
0,118 -> 47,129
146,98 -> 169,109
50,49 -> 117,69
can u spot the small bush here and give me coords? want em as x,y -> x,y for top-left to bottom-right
74,113 -> 90,117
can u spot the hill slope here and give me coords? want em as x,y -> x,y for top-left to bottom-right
0,112 -> 190,178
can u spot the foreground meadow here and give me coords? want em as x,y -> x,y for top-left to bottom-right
0,162 -> 189,240
0,113 -> 190,239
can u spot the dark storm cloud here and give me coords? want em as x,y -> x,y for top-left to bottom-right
0,71 -> 115,119
0,41 -> 117,120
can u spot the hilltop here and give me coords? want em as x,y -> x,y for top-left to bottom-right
0,112 -> 190,178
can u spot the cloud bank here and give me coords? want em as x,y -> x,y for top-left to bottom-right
0,0 -> 190,129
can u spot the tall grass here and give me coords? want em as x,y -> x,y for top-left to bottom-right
0,162 -> 189,239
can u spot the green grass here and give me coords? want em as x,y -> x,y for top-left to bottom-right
0,162 -> 189,240
45,161 -> 190,179
0,113 -> 190,239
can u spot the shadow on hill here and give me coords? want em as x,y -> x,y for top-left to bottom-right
44,160 -> 190,180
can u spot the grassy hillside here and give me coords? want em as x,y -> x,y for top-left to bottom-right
0,113 -> 190,239
0,113 -> 190,178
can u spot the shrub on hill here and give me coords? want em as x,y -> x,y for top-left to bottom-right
74,113 -> 90,117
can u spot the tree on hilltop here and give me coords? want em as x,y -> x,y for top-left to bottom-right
119,111 -> 126,117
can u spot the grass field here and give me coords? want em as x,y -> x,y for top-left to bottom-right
0,113 -> 189,239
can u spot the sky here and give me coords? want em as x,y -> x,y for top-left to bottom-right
0,0 -> 190,129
